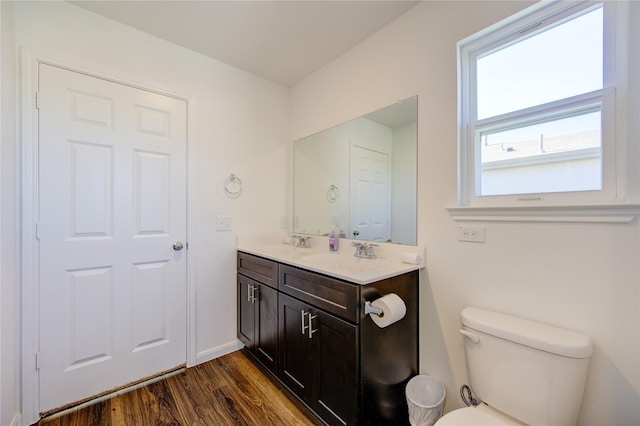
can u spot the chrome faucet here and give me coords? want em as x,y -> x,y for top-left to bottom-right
351,242 -> 377,259
292,234 -> 312,248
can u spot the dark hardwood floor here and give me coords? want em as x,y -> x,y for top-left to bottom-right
38,350 -> 323,426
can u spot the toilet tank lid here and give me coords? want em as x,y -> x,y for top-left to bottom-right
461,307 -> 593,359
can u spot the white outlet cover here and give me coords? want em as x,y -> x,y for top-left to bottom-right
457,226 -> 485,243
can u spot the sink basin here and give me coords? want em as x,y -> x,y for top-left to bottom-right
253,244 -> 305,257
300,252 -> 385,273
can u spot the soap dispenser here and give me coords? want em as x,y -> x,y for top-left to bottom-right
329,229 -> 339,252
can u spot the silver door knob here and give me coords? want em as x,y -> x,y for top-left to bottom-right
173,242 -> 184,251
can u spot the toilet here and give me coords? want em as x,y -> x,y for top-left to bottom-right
436,307 -> 593,426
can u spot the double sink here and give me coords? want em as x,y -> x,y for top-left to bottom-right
237,235 -> 425,285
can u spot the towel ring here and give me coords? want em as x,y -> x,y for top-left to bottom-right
326,184 -> 339,202
224,173 -> 243,198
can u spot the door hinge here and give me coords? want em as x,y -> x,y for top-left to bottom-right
35,351 -> 41,370
35,92 -> 41,109
35,222 -> 40,240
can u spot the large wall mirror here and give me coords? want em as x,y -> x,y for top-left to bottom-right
293,96 -> 417,245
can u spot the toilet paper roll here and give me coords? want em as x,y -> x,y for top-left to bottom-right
401,252 -> 423,265
370,293 -> 406,328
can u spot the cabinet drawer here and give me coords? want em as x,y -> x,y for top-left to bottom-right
279,265 -> 359,323
237,252 -> 278,288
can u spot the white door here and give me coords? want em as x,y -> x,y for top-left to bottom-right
37,63 -> 187,412
350,145 -> 390,242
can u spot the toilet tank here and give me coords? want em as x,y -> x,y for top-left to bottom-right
460,307 -> 593,426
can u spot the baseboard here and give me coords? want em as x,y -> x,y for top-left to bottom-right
196,340 -> 244,365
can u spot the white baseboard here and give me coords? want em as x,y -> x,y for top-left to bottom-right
195,340 -> 244,365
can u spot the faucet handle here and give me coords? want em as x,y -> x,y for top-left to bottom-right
296,235 -> 312,248
351,241 -> 376,258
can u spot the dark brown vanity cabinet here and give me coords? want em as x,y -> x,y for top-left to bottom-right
279,292 -> 358,426
277,264 -> 360,426
237,253 -> 279,374
238,252 -> 418,426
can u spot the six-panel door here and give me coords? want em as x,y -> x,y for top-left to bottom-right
38,63 -> 187,412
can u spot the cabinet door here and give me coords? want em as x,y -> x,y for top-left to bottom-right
255,283 -> 278,374
237,274 -> 255,349
313,311 -> 358,426
279,293 -> 313,401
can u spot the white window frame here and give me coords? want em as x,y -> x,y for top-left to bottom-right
452,0 -> 640,222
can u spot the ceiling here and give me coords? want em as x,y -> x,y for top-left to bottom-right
70,0 -> 420,87
365,95 -> 417,128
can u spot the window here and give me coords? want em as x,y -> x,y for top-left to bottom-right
458,1 -> 629,208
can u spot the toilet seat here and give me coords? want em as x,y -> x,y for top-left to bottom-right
435,405 -> 524,426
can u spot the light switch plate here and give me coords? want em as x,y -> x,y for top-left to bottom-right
216,215 -> 232,231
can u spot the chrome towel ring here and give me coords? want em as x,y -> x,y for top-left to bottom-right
327,184 -> 339,202
224,173 -> 243,198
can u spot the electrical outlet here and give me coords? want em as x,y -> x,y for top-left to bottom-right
457,226 -> 485,243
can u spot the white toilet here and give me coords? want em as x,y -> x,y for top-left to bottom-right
436,307 -> 593,426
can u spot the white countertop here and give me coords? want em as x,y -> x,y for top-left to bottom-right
237,234 -> 425,285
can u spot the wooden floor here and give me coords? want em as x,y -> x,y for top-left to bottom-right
38,350 -> 322,426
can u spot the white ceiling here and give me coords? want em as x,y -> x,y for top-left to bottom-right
70,0 -> 420,87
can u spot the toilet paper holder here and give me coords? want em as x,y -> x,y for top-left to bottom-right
364,301 -> 384,317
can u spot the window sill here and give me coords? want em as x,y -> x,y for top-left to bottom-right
446,204 -> 640,224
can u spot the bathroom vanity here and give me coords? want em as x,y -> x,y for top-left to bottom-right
237,239 -> 421,425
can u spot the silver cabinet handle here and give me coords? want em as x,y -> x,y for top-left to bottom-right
247,284 -> 258,303
307,313 -> 318,339
173,242 -> 184,251
301,310 -> 309,335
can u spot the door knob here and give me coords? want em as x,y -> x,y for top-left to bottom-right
173,242 -> 184,251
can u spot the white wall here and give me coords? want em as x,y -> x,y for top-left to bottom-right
292,1 -> 640,425
1,1 -> 19,425
7,1 -> 290,422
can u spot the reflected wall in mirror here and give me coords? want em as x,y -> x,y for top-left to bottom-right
293,96 -> 417,245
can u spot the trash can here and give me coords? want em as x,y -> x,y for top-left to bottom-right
405,375 -> 446,426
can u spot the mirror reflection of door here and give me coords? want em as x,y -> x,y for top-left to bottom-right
293,96 -> 417,245
350,145 -> 390,242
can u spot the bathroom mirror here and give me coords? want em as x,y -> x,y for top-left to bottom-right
293,96 -> 417,245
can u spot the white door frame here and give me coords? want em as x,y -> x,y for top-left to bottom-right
19,50 -> 197,424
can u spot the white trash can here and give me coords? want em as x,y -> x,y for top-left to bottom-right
405,375 -> 446,426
